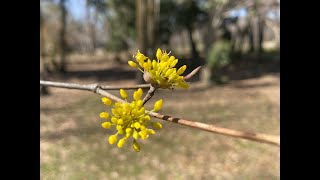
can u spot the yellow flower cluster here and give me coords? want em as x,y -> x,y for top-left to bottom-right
128,48 -> 189,89
100,88 -> 163,152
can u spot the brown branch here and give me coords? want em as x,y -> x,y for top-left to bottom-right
147,111 -> 280,146
142,85 -> 158,105
40,80 -> 150,90
40,80 -> 280,147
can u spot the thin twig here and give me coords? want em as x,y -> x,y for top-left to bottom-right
142,85 -> 158,105
147,111 -> 280,146
40,80 -> 280,147
40,80 -> 150,90
101,84 -> 150,90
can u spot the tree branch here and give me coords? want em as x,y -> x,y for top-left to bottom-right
40,80 -> 150,90
142,85 -> 158,105
40,80 -> 280,147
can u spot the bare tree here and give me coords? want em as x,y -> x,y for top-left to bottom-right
86,0 -> 98,53
136,0 -> 147,83
58,0 -> 67,72
135,0 -> 159,83
40,6 -> 50,95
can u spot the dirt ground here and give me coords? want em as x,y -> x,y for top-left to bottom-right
40,57 -> 280,180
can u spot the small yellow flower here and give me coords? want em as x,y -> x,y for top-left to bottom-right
129,48 -> 190,89
100,112 -> 109,119
128,61 -> 137,68
132,139 -> 141,152
100,89 -> 163,152
153,99 -> 163,111
108,135 -> 117,144
102,97 -> 112,106
120,89 -> 128,99
152,122 -> 163,129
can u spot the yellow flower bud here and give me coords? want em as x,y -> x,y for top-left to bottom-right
111,117 -> 118,124
136,51 -> 146,63
152,122 -> 162,129
108,135 -> 117,144
133,140 -> 141,152
144,115 -> 151,121
170,59 -> 178,67
139,130 -> 148,139
128,61 -> 137,68
126,132 -> 131,138
117,119 -> 124,125
153,99 -> 163,111
100,112 -> 109,119
101,122 -> 111,129
140,125 -> 146,131
156,48 -> 162,60
120,89 -> 128,99
118,129 -> 124,134
115,102 -> 122,108
168,73 -> 178,81
165,68 -> 175,77
137,88 -> 143,96
133,130 -> 139,140
160,62 -> 168,69
101,97 -> 112,106
168,56 -> 175,64
161,53 -> 169,62
137,107 -> 145,115
147,59 -> 151,69
116,124 -> 123,131
143,62 -> 148,70
131,101 -> 136,108
177,65 -> 187,75
136,100 -> 143,107
133,88 -> 143,101
134,122 -> 141,129
125,128 -> 132,134
117,138 -> 126,148
131,109 -> 138,116
152,60 -> 158,70
147,129 -> 156,135
178,81 -> 189,88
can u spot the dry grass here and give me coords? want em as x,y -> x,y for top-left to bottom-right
40,64 -> 279,179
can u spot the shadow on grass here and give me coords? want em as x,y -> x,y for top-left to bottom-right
50,66 -> 136,82
40,126 -> 111,140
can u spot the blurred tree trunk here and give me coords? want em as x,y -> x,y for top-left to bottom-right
251,15 -> 259,53
92,11 -> 97,51
258,16 -> 264,53
187,25 -> 199,59
146,0 -> 155,57
248,1 -> 265,55
86,0 -> 97,54
40,7 -> 49,95
58,0 -> 67,72
202,4 -> 224,87
136,0 -> 147,84
40,8 -> 48,92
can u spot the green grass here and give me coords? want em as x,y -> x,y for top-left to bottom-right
40,79 -> 280,179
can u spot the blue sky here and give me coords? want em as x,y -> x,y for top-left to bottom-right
66,0 -> 86,21
229,7 -> 247,17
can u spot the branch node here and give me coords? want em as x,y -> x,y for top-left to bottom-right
92,83 -> 101,93
142,85 -> 158,105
